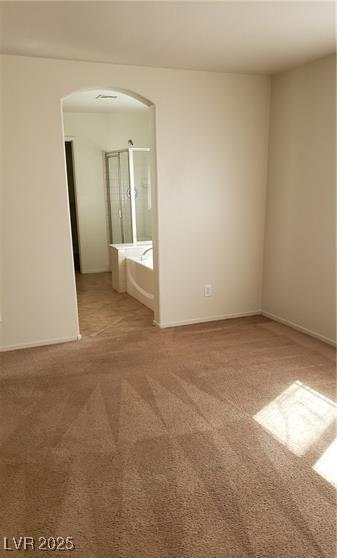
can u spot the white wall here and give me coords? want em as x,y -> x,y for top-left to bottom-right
0,54 -> 3,335
0,55 -> 270,349
262,55 -> 336,344
63,110 -> 150,273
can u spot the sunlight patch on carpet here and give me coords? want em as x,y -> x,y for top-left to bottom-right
254,381 -> 336,457
313,437 -> 337,488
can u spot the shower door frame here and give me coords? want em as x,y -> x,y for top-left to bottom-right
105,152 -> 125,244
105,147 -> 150,245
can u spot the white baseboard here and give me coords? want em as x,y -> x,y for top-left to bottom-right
0,334 -> 81,352
261,311 -> 336,347
153,310 -> 262,329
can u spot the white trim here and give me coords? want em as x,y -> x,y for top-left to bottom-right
153,310 -> 261,329
0,335 -> 81,353
261,311 -> 336,347
106,147 -> 150,156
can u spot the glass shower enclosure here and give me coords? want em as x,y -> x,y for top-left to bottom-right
105,148 -> 151,245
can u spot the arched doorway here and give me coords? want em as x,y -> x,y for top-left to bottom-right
61,87 -> 159,337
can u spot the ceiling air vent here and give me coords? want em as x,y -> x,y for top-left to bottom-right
96,94 -> 118,100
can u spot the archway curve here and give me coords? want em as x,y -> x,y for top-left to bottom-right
61,85 -> 154,108
60,85 -> 160,338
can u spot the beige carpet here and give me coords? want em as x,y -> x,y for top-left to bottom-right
0,273 -> 336,557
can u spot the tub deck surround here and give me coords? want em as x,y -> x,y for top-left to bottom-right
0,272 -> 335,558
110,241 -> 152,293
126,254 -> 154,310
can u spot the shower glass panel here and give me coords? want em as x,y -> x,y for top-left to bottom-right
106,155 -> 123,244
106,148 -> 151,245
132,150 -> 152,241
119,151 -> 133,243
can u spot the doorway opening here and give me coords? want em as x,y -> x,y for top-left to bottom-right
65,140 -> 81,273
61,88 -> 158,337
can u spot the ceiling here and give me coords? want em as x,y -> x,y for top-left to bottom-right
0,1 -> 335,75
63,89 -> 149,112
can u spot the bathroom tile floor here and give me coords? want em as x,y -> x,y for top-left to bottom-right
0,273 -> 336,557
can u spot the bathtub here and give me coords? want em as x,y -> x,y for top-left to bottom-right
126,254 -> 154,310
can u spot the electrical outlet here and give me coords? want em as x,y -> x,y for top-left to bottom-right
204,284 -> 212,297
